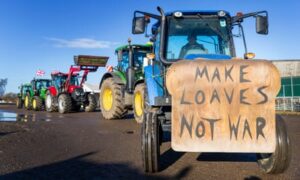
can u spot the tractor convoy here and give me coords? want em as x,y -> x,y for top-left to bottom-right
18,55 -> 108,113
16,6 -> 291,175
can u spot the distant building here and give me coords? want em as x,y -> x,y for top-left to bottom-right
271,60 -> 300,111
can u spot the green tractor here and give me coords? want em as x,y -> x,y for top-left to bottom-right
99,40 -> 152,123
16,83 -> 32,109
23,78 -> 52,111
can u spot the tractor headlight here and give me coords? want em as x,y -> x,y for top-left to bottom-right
244,52 -> 256,59
74,88 -> 84,96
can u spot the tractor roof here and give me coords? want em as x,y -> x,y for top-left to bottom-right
31,78 -> 51,82
22,83 -> 31,87
152,10 -> 231,30
51,72 -> 68,76
165,10 -> 231,16
115,43 -> 152,52
51,72 -> 78,77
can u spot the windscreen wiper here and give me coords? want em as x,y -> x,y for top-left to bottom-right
196,14 -> 229,42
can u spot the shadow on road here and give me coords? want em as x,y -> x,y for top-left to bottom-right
160,148 -> 186,171
197,152 -> 257,162
0,131 -> 19,137
1,152 -> 191,179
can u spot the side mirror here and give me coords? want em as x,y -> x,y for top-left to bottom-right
256,15 -> 268,35
132,16 -> 146,34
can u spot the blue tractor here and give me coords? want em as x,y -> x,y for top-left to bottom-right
132,7 -> 291,174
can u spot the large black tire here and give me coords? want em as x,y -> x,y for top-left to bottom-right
16,97 -> 23,109
85,94 -> 97,112
257,115 -> 291,174
45,91 -> 58,112
133,83 -> 145,123
24,93 -> 31,110
32,96 -> 43,111
142,108 -> 161,173
141,83 -> 161,173
100,78 -> 127,119
58,93 -> 72,114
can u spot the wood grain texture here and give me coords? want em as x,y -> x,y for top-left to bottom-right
166,59 -> 280,153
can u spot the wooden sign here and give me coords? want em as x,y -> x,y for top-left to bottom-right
166,59 -> 280,153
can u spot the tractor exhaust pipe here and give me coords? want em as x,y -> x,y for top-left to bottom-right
157,6 -> 172,65
126,38 -> 135,93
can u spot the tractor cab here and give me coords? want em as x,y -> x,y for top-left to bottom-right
50,72 -> 79,94
31,79 -> 52,94
133,8 -> 268,63
115,43 -> 152,73
19,84 -> 32,97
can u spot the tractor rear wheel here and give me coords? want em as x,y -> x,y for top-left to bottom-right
257,115 -> 291,174
58,94 -> 72,114
32,96 -> 43,111
45,91 -> 58,112
85,94 -> 97,112
100,78 -> 127,119
24,93 -> 31,110
16,97 -> 23,109
133,83 -> 145,123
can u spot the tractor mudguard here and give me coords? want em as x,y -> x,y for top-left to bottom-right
99,72 -> 125,89
134,79 -> 144,88
144,64 -> 164,106
48,86 -> 57,96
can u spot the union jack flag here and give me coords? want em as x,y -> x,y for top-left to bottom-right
36,70 -> 45,76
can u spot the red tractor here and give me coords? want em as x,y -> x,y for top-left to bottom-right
45,55 -> 108,113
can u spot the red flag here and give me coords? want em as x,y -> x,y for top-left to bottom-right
36,70 -> 45,76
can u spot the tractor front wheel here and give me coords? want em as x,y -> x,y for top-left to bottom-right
133,83 -> 145,123
85,94 -> 97,112
45,92 -> 58,112
100,78 -> 127,119
142,108 -> 161,173
58,94 -> 72,114
141,82 -> 161,173
32,96 -> 43,111
257,114 -> 291,174
16,97 -> 23,109
24,93 -> 31,110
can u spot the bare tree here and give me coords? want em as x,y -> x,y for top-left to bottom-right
0,78 -> 8,97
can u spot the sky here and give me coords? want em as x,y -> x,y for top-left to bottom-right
0,0 -> 299,93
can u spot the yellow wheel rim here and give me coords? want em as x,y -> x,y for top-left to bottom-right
25,96 -> 29,108
33,99 -> 36,109
134,91 -> 143,117
102,88 -> 113,111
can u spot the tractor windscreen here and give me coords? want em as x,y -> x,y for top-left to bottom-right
35,80 -> 51,89
166,16 -> 232,60
53,75 -> 79,88
22,86 -> 31,94
134,51 -> 148,68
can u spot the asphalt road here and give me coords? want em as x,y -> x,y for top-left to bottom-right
0,104 -> 299,179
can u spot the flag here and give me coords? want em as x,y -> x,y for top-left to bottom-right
36,70 -> 45,76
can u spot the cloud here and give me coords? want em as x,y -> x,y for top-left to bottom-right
46,37 -> 119,49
